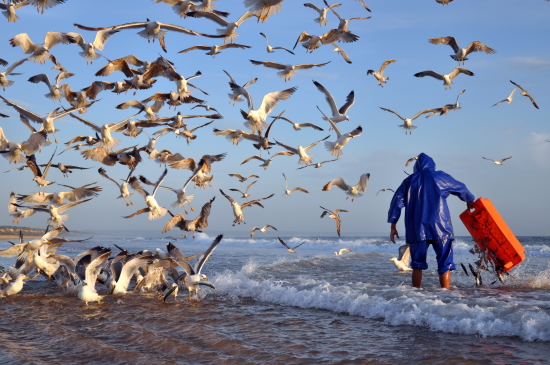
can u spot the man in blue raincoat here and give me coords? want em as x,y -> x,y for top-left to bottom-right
388,153 -> 475,289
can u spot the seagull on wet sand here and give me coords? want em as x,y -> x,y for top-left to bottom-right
277,237 -> 305,253
322,173 -> 370,202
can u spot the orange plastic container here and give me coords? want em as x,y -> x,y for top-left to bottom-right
459,197 -> 525,272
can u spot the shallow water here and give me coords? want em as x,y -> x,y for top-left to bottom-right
1,235 -> 549,364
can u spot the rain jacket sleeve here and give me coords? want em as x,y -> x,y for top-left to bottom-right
435,172 -> 475,203
387,178 -> 409,224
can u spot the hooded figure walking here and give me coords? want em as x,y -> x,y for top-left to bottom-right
388,153 -> 475,289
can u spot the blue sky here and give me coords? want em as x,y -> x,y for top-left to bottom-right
0,0 -> 549,237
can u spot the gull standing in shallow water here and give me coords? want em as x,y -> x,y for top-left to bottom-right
277,237 -> 305,253
166,235 -> 222,300
390,245 -> 412,271
322,173 -> 370,202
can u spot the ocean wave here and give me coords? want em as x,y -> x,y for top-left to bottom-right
211,266 -> 550,342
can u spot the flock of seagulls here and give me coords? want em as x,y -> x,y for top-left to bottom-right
0,0 -> 543,301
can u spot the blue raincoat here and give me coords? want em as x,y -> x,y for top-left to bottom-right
387,153 -> 475,244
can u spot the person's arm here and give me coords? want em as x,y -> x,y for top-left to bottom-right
390,222 -> 399,244
438,172 -> 475,203
388,182 -> 406,243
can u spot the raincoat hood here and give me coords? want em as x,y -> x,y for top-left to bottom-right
413,153 -> 435,173
388,153 -> 474,243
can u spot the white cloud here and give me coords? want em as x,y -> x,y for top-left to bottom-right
509,57 -> 550,71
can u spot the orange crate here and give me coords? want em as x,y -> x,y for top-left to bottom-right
459,197 -> 525,272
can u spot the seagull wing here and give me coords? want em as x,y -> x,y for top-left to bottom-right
290,187 -> 309,193
278,237 -> 291,250
128,176 -> 150,197
464,41 -> 496,56
152,168 -> 168,197
84,249 -> 111,287
178,45 -> 212,53
219,189 -> 235,204
166,242 -> 195,275
98,168 -> 121,188
92,29 -> 119,51
330,43 -> 352,64
5,58 -> 29,76
258,86 -> 298,117
482,157 -> 495,162
379,59 -> 396,74
241,194 -> 274,209
186,11 -> 229,26
0,95 -> 42,123
249,60 -> 286,70
274,140 -> 299,154
123,207 -> 150,219
509,80 -> 526,93
498,156 -> 513,163
56,198 -> 92,214
355,173 -> 370,192
67,112 -> 100,132
240,155 -> 266,164
338,90 -> 355,114
313,80 -> 339,117
291,241 -> 307,250
116,255 -> 152,292
193,234 -> 223,274
304,3 -> 322,13
414,70 -> 444,80
161,213 -> 184,234
398,244 -> 410,264
294,61 -> 331,70
316,105 -> 341,138
448,67 -> 474,79
379,107 -> 406,121
74,22 -> 147,31
411,108 -> 442,120
304,135 -> 330,152
428,36 -> 460,54
322,177 -> 348,192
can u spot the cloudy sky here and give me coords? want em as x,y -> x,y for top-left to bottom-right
0,0 -> 549,237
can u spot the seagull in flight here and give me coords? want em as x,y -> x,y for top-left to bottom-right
270,115 -> 323,131
367,59 -> 396,87
324,0 -> 370,30
320,206 -> 347,237
162,196 -> 215,238
275,135 -> 330,166
322,173 -> 370,202
229,180 -> 258,199
0,58 -> 28,91
313,80 -> 354,123
376,188 -> 395,195
240,150 -> 295,170
482,156 -> 512,165
277,237 -> 305,253
379,107 -> 442,134
185,11 -> 256,43
259,32 -> 295,54
390,245 -> 412,271
219,189 -> 274,225
304,2 -> 341,26
428,36 -> 496,65
229,173 -> 260,183
296,158 -> 337,170
414,67 -> 474,90
282,173 -> 309,196
317,106 -> 361,158
250,225 -> 277,237
124,168 -> 170,220
9,31 -> 75,64
73,19 -> 225,53
492,87 -> 519,107
98,168 -> 135,206
250,59 -> 330,82
510,80 -> 539,109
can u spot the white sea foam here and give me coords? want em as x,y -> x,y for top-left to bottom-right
211,264 -> 550,342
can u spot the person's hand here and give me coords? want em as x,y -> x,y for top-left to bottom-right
467,201 -> 475,210
390,223 -> 399,244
